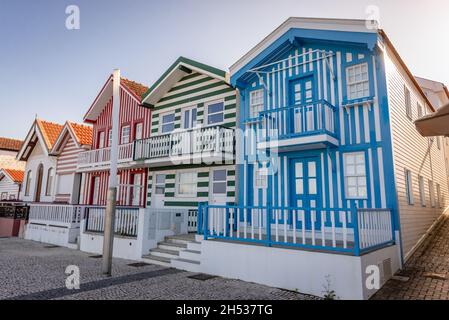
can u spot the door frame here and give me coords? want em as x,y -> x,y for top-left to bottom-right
34,163 -> 44,202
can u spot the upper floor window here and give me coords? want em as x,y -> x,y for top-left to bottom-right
249,89 -> 264,118
182,107 -> 197,129
134,122 -> 143,140
160,112 -> 175,133
97,131 -> 105,149
437,137 -> 441,150
121,125 -> 131,144
404,169 -> 414,205
404,86 -> 412,119
25,170 -> 32,196
436,183 -> 441,208
108,129 -> 112,147
343,152 -> 367,199
417,103 -> 423,119
429,180 -> 435,207
45,168 -> 54,196
254,165 -> 267,189
418,175 -> 426,207
206,101 -> 224,125
177,172 -> 197,196
346,63 -> 369,100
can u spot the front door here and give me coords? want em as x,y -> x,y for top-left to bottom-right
289,76 -> 316,134
131,173 -> 142,207
153,174 -> 165,208
209,169 -> 227,205
34,164 -> 44,202
290,156 -> 321,229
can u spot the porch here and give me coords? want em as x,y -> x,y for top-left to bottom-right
256,100 -> 339,151
133,125 -> 234,166
77,142 -> 134,171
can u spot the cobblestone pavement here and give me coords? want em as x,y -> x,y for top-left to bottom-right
0,238 -> 317,300
372,214 -> 449,300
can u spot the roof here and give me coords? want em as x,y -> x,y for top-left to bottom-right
83,75 -> 148,122
0,156 -> 26,171
67,122 -> 93,146
141,56 -> 229,106
2,169 -> 24,183
0,137 -> 23,152
36,119 -> 64,150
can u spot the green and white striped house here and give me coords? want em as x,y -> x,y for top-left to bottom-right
137,57 -> 237,225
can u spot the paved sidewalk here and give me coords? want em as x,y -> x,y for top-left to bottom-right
0,238 -> 317,300
372,214 -> 449,300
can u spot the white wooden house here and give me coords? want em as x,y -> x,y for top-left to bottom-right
0,168 -> 24,201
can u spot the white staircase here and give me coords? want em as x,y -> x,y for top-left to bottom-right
141,234 -> 202,272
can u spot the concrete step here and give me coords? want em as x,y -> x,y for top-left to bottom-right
165,236 -> 195,245
141,254 -> 171,267
179,249 -> 201,262
158,241 -> 187,252
187,241 -> 201,251
150,247 -> 180,259
172,257 -> 201,273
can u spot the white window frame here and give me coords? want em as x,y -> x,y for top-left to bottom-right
176,171 -> 197,197
25,170 -> 32,196
249,89 -> 264,118
343,152 -> 368,199
45,168 -> 54,196
205,99 -> 225,126
346,63 -> 370,101
404,86 -> 412,120
134,122 -> 143,140
108,129 -> 112,147
429,180 -> 435,208
404,169 -> 414,205
418,175 -> 426,207
98,131 -> 105,149
436,183 -> 441,208
254,165 -> 268,189
211,169 -> 227,195
181,106 -> 198,130
154,174 -> 165,195
159,111 -> 176,134
120,125 -> 131,145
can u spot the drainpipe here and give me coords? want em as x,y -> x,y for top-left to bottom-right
102,69 -> 120,276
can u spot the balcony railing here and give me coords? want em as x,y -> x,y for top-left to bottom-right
134,125 -> 234,161
77,143 -> 134,169
258,100 -> 337,142
28,204 -> 83,226
197,204 -> 394,256
84,206 -> 139,238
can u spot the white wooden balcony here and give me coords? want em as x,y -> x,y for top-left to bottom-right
77,143 -> 134,171
134,125 -> 235,167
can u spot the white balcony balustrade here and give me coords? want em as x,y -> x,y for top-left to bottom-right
77,143 -> 134,170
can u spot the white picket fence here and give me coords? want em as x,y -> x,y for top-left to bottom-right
77,143 -> 134,168
84,206 -> 139,237
28,204 -> 83,225
357,209 -> 394,250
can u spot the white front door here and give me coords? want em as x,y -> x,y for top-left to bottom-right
209,169 -> 227,205
135,122 -> 143,140
153,174 -> 165,208
92,176 -> 100,205
131,173 -> 142,207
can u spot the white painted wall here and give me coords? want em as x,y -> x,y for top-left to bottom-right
20,142 -> 57,203
384,48 -> 449,260
200,240 -> 400,300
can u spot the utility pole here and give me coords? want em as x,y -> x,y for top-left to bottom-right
102,69 -> 120,276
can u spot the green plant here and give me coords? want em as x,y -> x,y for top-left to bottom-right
322,275 -> 337,300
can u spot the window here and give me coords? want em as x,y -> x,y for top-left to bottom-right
160,112 -> 175,133
429,180 -> 435,207
154,174 -> 165,195
254,165 -> 267,189
108,129 -> 112,147
45,168 -> 54,196
343,152 -> 367,198
182,107 -> 197,129
436,183 -> 441,208
178,172 -> 197,196
249,89 -> 264,118
417,103 -> 423,119
437,137 -> 441,150
121,125 -> 131,144
1,192 -> 7,200
346,63 -> 369,100
404,169 -> 414,205
212,170 -> 227,194
98,131 -> 105,149
404,86 -> 412,119
134,122 -> 143,140
25,170 -> 32,196
206,101 -> 224,125
419,175 -> 426,207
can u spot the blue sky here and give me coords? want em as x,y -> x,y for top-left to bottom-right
1,0 -> 448,139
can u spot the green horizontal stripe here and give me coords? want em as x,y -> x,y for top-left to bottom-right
180,72 -> 201,82
227,191 -> 235,197
227,181 -> 235,187
197,111 -> 204,116
227,170 -> 235,176
224,112 -> 236,119
198,172 -> 209,177
174,124 -> 181,129
197,102 -> 204,108
225,103 -> 236,110
197,192 -> 209,197
151,121 -> 159,126
159,81 -> 225,103
197,182 -> 209,187
165,183 -> 175,188
225,95 -> 236,101
166,174 -> 175,179
151,129 -> 158,133
164,201 -> 198,207
169,76 -> 213,93
222,122 -> 236,128
165,192 -> 175,197
154,88 -> 235,110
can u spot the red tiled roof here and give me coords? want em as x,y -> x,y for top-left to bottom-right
4,169 -> 24,183
36,119 -> 64,150
0,137 -> 23,152
121,78 -> 149,99
68,122 -> 93,146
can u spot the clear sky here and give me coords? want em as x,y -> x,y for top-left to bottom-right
0,0 -> 448,140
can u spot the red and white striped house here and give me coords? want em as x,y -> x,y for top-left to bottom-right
77,75 -> 150,207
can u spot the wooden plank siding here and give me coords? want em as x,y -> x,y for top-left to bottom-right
385,47 -> 449,259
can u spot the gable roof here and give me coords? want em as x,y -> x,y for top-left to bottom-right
83,75 -> 149,122
51,122 -> 92,154
141,56 -> 229,107
16,119 -> 64,161
0,168 -> 24,183
0,137 -> 23,152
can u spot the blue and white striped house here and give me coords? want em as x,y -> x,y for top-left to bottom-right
197,18 -> 449,299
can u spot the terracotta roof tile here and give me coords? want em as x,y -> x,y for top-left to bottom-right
0,137 -> 23,152
121,78 -> 149,99
36,119 -> 64,150
4,169 -> 24,183
68,122 -> 93,146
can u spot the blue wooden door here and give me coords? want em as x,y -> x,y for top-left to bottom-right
290,156 -> 322,230
289,76 -> 316,135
